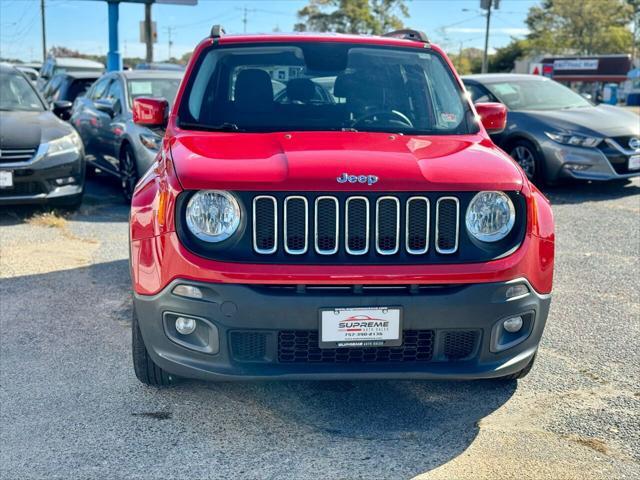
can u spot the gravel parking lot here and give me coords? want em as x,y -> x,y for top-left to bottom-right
1,176 -> 639,480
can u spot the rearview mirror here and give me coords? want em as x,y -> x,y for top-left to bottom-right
475,102 -> 507,135
94,99 -> 115,117
133,97 -> 169,127
52,100 -> 73,120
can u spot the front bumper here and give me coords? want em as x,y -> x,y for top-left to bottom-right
134,278 -> 551,381
541,140 -> 640,182
0,147 -> 84,205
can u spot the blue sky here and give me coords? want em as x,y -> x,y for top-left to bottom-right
0,0 -> 540,62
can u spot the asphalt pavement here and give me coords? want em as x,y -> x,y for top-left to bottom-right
1,175 -> 639,479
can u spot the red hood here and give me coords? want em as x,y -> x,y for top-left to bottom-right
169,131 -> 524,192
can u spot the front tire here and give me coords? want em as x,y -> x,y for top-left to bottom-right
132,309 -> 175,386
510,140 -> 544,185
119,144 -> 139,203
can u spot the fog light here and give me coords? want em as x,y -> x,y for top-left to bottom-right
565,163 -> 592,171
172,285 -> 203,299
175,316 -> 196,335
55,176 -> 76,186
503,316 -> 524,333
505,284 -> 529,299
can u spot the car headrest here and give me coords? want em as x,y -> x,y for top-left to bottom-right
287,78 -> 316,103
235,69 -> 273,110
333,73 -> 357,98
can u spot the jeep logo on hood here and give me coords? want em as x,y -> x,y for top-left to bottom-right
337,173 -> 379,185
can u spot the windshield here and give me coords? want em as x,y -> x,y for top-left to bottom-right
178,43 -> 474,134
485,79 -> 591,111
127,78 -> 181,107
0,71 -> 45,112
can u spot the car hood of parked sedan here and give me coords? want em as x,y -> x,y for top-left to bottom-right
520,104 -> 640,138
169,131 -> 525,192
0,110 -> 72,149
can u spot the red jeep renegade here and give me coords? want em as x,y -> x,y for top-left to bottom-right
129,27 -> 554,385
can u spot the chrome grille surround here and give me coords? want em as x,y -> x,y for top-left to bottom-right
284,195 -> 308,255
405,196 -> 430,255
435,196 -> 460,254
314,196 -> 339,255
252,195 -> 278,254
253,194 -> 462,257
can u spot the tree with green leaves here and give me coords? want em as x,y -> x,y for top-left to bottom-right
526,0 -> 634,55
294,0 -> 409,35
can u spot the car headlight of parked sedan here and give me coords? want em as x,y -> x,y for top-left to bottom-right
185,190 -> 241,242
139,132 -> 162,150
465,191 -> 515,242
544,131 -> 602,148
46,129 -> 83,157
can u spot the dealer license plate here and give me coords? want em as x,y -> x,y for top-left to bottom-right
319,307 -> 402,348
629,155 -> 640,171
0,171 -> 13,188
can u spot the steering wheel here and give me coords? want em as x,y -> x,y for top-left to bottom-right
352,109 -> 414,128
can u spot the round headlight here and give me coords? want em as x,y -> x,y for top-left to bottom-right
185,190 -> 241,242
465,191 -> 515,242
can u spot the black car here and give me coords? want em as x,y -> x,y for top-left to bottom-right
0,63 -> 85,208
41,72 -> 100,119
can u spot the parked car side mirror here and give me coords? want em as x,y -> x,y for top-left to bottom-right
52,100 -> 73,120
133,97 -> 169,128
475,102 -> 507,135
94,99 -> 115,117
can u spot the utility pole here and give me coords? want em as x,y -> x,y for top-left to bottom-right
242,6 -> 248,33
40,0 -> 46,62
164,26 -> 174,60
481,0 -> 493,74
144,1 -> 153,63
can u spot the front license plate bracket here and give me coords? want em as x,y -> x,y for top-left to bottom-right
319,306 -> 402,349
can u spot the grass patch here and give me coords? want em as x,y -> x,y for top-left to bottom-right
27,211 -> 68,229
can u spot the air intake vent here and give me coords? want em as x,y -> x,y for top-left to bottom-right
229,331 -> 268,362
443,330 -> 478,360
345,197 -> 369,254
284,196 -> 308,254
315,196 -> 339,254
0,147 -> 37,164
376,197 -> 400,254
406,197 -> 429,254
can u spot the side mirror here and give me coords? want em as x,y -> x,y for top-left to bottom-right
52,100 -> 73,120
94,98 -> 115,117
475,102 -> 507,135
133,97 -> 169,127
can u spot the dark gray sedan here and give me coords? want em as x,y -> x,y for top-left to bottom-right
463,74 -> 640,184
70,70 -> 182,200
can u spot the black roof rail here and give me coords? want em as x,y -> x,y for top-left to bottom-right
383,29 -> 429,43
210,24 -> 226,39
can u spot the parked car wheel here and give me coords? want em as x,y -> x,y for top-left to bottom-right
120,144 -> 139,202
510,140 -> 544,185
132,308 -> 176,386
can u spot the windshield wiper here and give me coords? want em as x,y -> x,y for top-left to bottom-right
179,121 -> 245,132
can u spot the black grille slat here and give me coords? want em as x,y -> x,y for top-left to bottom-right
436,198 -> 459,254
443,331 -> 478,360
229,331 -> 268,362
253,196 -> 277,254
0,147 -> 37,164
376,197 -> 399,254
278,330 -> 434,363
315,197 -> 338,254
284,197 -> 307,254
406,197 -> 429,254
346,197 -> 369,254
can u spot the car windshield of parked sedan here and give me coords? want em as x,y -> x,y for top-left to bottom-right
0,72 -> 45,112
178,43 -> 475,134
127,78 -> 181,107
485,79 -> 592,111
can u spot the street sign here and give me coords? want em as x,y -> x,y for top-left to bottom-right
139,21 -> 158,43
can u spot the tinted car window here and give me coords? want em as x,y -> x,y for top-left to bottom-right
67,79 -> 95,102
90,77 -> 111,100
0,71 -> 45,111
127,78 -> 181,107
465,83 -> 493,104
485,79 -> 591,111
180,43 -> 474,134
106,78 -> 124,112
